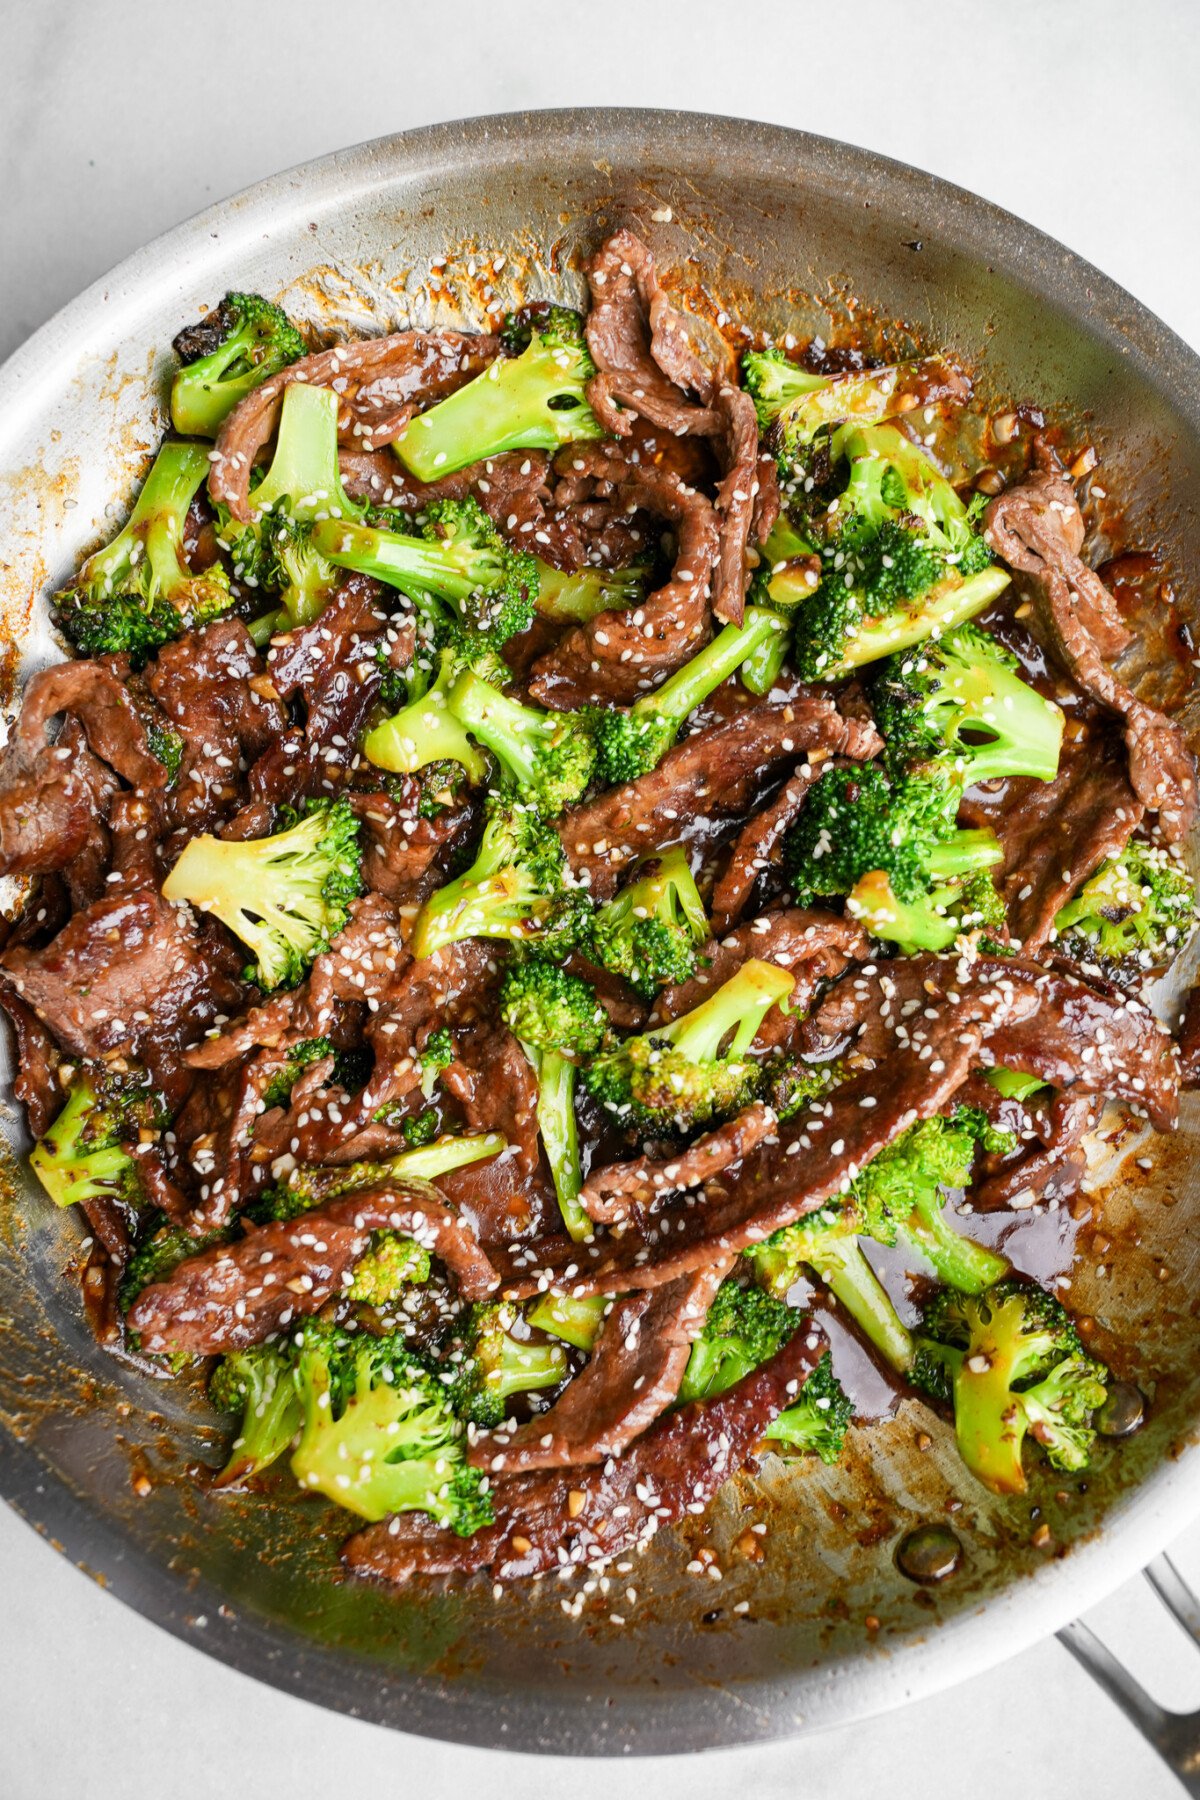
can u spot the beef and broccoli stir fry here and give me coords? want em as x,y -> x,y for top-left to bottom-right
2,228 -> 1197,1589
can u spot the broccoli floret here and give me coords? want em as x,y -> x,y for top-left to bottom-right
535,561 -> 649,622
208,1342 -> 303,1486
290,1322 -> 493,1529
261,1036 -> 339,1109
1053,841 -> 1197,977
740,516 -> 820,695
399,1110 -> 440,1148
742,347 -> 961,453
447,667 -> 599,813
394,307 -> 604,480
912,1278 -> 1110,1494
790,424 -> 1009,681
869,622 -> 1064,785
677,1277 -> 800,1403
410,796 -> 567,958
747,1208 -> 916,1376
417,1027 -> 455,1095
500,958 -> 608,1055
171,292 -> 306,438
785,762 -> 1003,955
525,1292 -> 610,1351
984,1067 -> 1050,1103
588,846 -> 710,999
118,1217 -> 229,1312
363,646 -> 490,784
31,1073 -> 165,1212
763,1349 -> 853,1465
583,957 -> 795,1135
162,796 -> 362,990
55,441 -> 233,661
592,605 -> 789,785
145,721 -> 184,786
766,1057 -> 846,1121
346,1232 -> 432,1305
447,1301 -> 569,1430
313,495 -> 536,650
257,1131 -> 506,1223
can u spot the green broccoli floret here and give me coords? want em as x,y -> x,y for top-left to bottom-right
525,1292 -> 610,1351
363,646 -> 490,784
869,622 -> 1064,785
742,347 -> 961,452
763,1349 -> 853,1465
446,667 -> 599,813
171,291 -> 306,437
162,796 -> 362,990
208,1342 -> 303,1486
417,1026 -> 455,1095
55,441 -> 234,661
261,1036 -> 339,1109
145,722 -> 185,786
410,796 -> 567,958
500,958 -> 608,1055
257,1131 -> 506,1223
766,1057 -> 846,1121
1053,841 -> 1197,977
290,1322 -> 493,1529
346,1232 -> 432,1305
535,561 -> 650,622
583,957 -> 794,1135
31,1073 -> 165,1212
588,846 -> 710,999
312,495 -> 536,650
677,1277 -> 800,1403
790,424 -> 1009,681
394,306 -> 604,480
785,762 -> 1003,955
592,605 -> 789,785
447,1301 -> 569,1430
912,1279 -> 1110,1494
399,1110 -> 440,1148
747,1207 -> 916,1376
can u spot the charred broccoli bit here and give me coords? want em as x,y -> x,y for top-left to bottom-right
583,958 -> 795,1135
411,796 -> 567,958
55,440 -> 233,661
913,1279 -> 1110,1494
145,722 -> 184,786
31,1073 -> 165,1212
208,1343 -> 303,1486
261,1036 -> 339,1109
447,668 -> 599,813
364,647 -> 490,783
171,292 -> 306,438
256,1130 -> 506,1222
394,306 -> 604,480
743,346 -> 962,456
748,1207 -> 916,1376
447,1301 -> 569,1430
763,1349 -> 853,1465
535,561 -> 649,622
525,1291 -> 610,1352
290,1321 -> 493,1529
785,763 -> 1004,954
500,958 -> 608,1055
592,605 -> 789,785
677,1277 -> 800,1404
790,423 -> 1009,681
312,496 -> 537,650
588,846 -> 710,1000
217,382 -> 365,627
162,796 -> 362,991
767,1057 -> 846,1121
1053,840 -> 1196,977
869,623 -> 1064,786
346,1233 -> 432,1306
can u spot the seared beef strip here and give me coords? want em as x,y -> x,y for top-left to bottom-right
649,908 -> 870,1039
710,384 -> 768,626
970,1089 -> 1104,1214
559,699 -> 882,900
469,1265 -> 729,1473
127,1182 -> 498,1355
985,456 -> 1197,841
147,620 -> 286,833
580,1101 -> 779,1224
15,661 -> 168,792
709,767 -> 821,936
349,784 -> 479,909
1178,984 -> 1200,1089
344,1317 -> 826,1585
583,228 -> 721,439
441,1025 -> 541,1177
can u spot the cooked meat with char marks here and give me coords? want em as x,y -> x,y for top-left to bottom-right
583,228 -> 722,439
441,1025 -> 541,1176
580,1101 -> 779,1224
560,700 -> 881,900
527,443 -> 720,708
127,1182 -> 498,1354
210,329 -> 500,519
710,384 -> 768,626
148,620 -> 286,832
469,1265 -> 729,1473
343,1317 -> 825,1585
985,456 -> 1197,841
349,784 -> 479,908
709,768 -> 822,935
970,1088 -> 1103,1213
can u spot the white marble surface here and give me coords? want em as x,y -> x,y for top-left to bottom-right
3,1 -> 1200,1794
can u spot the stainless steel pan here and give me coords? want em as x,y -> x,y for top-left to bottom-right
1,109 -> 1198,1756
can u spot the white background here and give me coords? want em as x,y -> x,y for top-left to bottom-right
2,1 -> 1200,1794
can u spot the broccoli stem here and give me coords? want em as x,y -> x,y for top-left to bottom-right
823,566 -> 1011,679
526,1045 -> 590,1241
381,1130 -> 507,1183
247,607 -> 287,647
741,630 -> 791,696
364,651 -> 489,782
247,381 -> 362,524
898,1204 -> 1009,1295
535,562 -> 649,622
654,957 -> 795,1064
926,830 -> 1006,881
83,440 -> 212,600
449,670 -> 570,789
525,1291 -> 609,1350
794,1236 -> 916,1374
637,605 -> 788,730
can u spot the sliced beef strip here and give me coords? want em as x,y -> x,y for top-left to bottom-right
468,1264 -> 730,1474
147,620 -> 287,832
583,228 -> 722,439
710,384 -> 767,627
210,330 -> 500,520
349,784 -> 479,909
1178,984 -> 1200,1089
527,444 -> 720,708
959,727 -> 1143,956
246,645 -> 383,814
984,458 -> 1197,841
0,991 -> 63,1137
970,1089 -> 1103,1214
709,767 -> 823,936
649,907 -> 870,1041
15,661 -> 168,791
559,700 -> 881,901
580,1101 -> 779,1224
127,1182 -> 498,1354
339,448 -> 476,510
79,1197 -> 132,1347
265,574 -> 391,702
343,1317 -> 826,1585
441,1026 -> 540,1177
